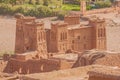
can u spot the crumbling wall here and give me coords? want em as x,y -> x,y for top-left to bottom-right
4,58 -> 72,74
73,50 -> 120,68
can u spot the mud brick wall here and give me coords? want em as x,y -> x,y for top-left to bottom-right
4,58 -> 72,74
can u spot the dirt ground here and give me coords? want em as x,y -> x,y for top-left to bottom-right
21,65 -> 92,80
20,65 -> 120,80
0,18 -> 16,53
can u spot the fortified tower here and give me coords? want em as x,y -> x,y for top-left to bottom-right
89,17 -> 106,50
15,14 -> 47,54
50,22 -> 69,53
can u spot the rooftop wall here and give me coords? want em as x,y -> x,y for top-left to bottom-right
64,15 -> 80,25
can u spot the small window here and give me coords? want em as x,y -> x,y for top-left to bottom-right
84,36 -> 86,39
61,33 -> 63,40
72,40 -> 74,43
77,36 -> 80,39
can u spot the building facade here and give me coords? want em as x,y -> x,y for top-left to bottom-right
15,14 -> 106,54
48,15 -> 106,53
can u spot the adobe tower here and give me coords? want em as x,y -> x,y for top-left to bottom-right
15,14 -> 47,54
89,18 -> 106,50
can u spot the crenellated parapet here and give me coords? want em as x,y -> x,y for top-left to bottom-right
64,15 -> 80,25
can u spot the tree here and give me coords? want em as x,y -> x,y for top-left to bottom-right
36,0 -> 40,4
9,0 -> 17,6
43,0 -> 50,6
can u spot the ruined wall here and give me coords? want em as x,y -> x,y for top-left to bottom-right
4,58 -> 72,74
73,50 -> 120,68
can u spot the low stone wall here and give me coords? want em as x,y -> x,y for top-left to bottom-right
86,7 -> 116,15
4,58 -> 72,74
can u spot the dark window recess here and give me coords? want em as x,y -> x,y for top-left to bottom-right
77,36 -> 80,39
72,40 -> 74,43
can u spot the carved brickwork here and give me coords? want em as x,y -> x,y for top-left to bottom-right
15,15 -> 47,56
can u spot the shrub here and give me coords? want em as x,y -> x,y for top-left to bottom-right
25,7 -> 37,16
28,0 -> 35,4
13,6 -> 26,14
86,5 -> 93,10
43,0 -> 49,6
57,11 -> 67,20
0,2 -> 65,18
36,6 -> 52,17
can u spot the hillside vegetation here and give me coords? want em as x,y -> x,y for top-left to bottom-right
0,0 -> 112,18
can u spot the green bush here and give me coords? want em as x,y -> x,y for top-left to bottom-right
36,6 -> 52,17
28,0 -> 36,4
0,3 -> 13,15
62,4 -> 80,11
57,11 -> 67,20
13,6 -> 26,14
24,8 -> 36,16
86,5 -> 92,10
0,1 -> 66,18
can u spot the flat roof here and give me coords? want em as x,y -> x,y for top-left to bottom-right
68,24 -> 91,30
52,53 -> 78,61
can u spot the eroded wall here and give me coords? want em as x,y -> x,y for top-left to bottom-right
4,58 -> 72,74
